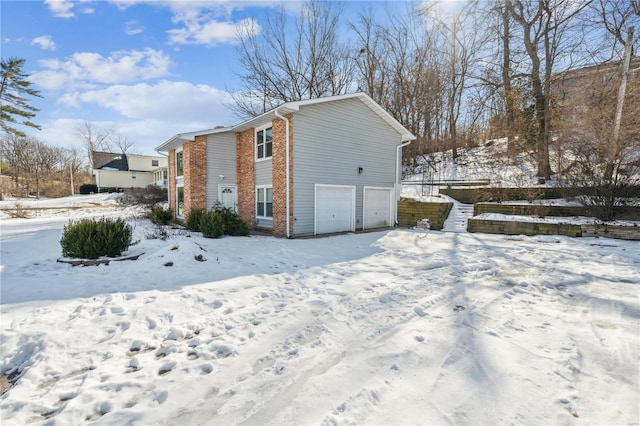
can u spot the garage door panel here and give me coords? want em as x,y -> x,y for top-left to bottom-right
364,187 -> 393,229
315,185 -> 355,234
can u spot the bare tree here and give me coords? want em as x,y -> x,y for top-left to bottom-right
506,0 -> 591,179
0,132 -> 30,192
76,121 -> 113,169
233,0 -> 355,117
423,1 -> 489,160
587,0 -> 639,60
352,5 -> 445,163
110,133 -> 136,155
61,145 -> 84,195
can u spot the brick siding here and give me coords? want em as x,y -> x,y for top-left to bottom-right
236,129 -> 256,228
272,114 -> 294,237
183,136 -> 207,217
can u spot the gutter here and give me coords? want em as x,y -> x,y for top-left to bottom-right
395,140 -> 412,225
274,108 -> 291,238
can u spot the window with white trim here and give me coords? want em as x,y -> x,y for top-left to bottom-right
176,149 -> 184,176
177,186 -> 185,217
256,186 -> 273,218
256,126 -> 272,160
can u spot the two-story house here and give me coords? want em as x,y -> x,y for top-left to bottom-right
156,93 -> 415,237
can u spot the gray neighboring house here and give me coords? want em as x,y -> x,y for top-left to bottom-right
157,92 -> 415,237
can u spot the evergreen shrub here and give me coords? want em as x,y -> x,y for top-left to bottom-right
60,218 -> 132,259
199,210 -> 224,238
216,206 -> 249,236
150,206 -> 173,225
79,184 -> 98,194
185,208 -> 205,232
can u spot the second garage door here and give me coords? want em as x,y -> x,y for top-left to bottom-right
363,187 -> 394,229
315,184 -> 355,235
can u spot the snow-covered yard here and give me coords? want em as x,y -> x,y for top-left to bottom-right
1,195 -> 639,425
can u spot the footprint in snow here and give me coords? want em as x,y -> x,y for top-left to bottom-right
414,306 -> 427,317
124,358 -> 140,374
158,361 -> 176,376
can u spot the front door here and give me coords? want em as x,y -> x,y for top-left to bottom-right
219,185 -> 237,211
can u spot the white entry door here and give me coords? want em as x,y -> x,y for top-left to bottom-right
218,185 -> 237,211
314,184 -> 356,235
363,187 -> 393,229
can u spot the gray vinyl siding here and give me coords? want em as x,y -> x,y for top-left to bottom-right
205,132 -> 236,210
292,98 -> 402,235
255,158 -> 272,186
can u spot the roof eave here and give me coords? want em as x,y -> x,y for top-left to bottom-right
156,127 -> 233,152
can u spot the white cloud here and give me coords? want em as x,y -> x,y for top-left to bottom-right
45,0 -> 95,18
41,81 -> 238,155
32,48 -> 173,91
124,20 -> 144,35
44,0 -> 75,18
108,0 -> 264,46
70,80 -> 235,123
167,17 -> 259,46
31,35 -> 57,51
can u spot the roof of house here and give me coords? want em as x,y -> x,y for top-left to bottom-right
92,151 -> 128,171
156,92 -> 416,152
156,126 -> 233,152
558,56 -> 640,82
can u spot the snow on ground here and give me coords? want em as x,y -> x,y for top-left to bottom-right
1,196 -> 639,425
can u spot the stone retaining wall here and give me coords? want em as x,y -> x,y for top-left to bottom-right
397,200 -> 453,230
474,202 -> 640,221
468,218 -> 640,240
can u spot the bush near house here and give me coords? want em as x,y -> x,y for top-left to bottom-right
121,185 -> 167,206
150,206 -> 173,225
197,205 -> 249,238
185,208 -> 205,232
60,218 -> 132,259
217,206 -> 250,236
200,210 -> 224,238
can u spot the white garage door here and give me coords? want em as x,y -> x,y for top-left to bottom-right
363,187 -> 393,230
315,184 -> 355,235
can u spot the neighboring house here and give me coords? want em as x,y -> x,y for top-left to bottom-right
555,56 -> 640,120
92,151 -> 168,191
156,92 -> 416,237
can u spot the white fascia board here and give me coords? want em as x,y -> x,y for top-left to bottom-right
232,105 -> 299,133
156,127 -> 233,152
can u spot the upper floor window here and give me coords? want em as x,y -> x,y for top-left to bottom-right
152,159 -> 159,167
256,126 -> 272,160
176,150 -> 183,176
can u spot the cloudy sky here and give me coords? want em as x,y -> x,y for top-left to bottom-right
1,0 -> 374,155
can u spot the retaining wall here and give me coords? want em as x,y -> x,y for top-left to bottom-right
397,200 -> 453,230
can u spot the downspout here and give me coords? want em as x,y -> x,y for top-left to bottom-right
395,140 -> 412,225
274,109 -> 291,238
